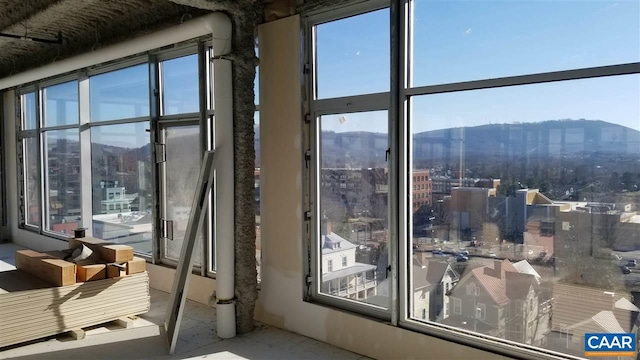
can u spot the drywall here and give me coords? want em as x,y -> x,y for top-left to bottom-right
255,14 -> 512,360
146,263 -> 217,306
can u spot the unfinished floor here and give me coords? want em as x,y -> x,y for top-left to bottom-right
0,243 -> 370,360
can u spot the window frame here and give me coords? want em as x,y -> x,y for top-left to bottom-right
305,0 -> 395,322
13,40 -> 219,277
304,0 -> 640,359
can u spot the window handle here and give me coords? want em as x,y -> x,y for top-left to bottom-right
385,265 -> 392,279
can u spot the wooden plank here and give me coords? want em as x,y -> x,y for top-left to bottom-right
15,250 -> 76,286
68,329 -> 85,340
106,263 -> 127,278
126,257 -> 146,275
69,237 -> 134,263
76,263 -> 106,282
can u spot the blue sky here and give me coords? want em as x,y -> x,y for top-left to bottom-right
316,1 -> 640,133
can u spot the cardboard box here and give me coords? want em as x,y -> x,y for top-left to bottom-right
126,257 -> 146,275
15,250 -> 76,286
69,237 -> 134,263
76,262 -> 106,282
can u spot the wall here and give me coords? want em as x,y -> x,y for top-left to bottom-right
255,14 -> 511,360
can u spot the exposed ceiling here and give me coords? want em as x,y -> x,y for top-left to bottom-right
0,0 -> 227,79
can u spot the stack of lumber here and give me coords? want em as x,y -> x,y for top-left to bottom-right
14,237 -> 146,286
0,271 -> 150,348
1,236 -> 150,348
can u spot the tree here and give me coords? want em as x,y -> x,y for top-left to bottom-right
497,179 -> 518,197
596,213 -> 624,250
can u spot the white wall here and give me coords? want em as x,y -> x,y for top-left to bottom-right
255,14 -> 511,360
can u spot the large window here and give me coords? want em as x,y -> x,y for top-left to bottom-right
307,1 -> 640,358
16,43 -> 218,271
310,7 -> 391,315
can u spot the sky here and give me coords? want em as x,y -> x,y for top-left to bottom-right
315,0 -> 640,134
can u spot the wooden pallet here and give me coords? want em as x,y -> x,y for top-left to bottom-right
0,270 -> 150,348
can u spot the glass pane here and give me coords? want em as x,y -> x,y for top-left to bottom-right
91,122 -> 152,255
90,64 -> 150,121
43,81 -> 78,127
24,137 -> 40,227
319,111 -> 389,308
316,9 -> 389,99
163,125 -> 203,265
409,75 -> 640,357
411,0 -> 640,86
43,129 -> 81,236
22,92 -> 37,130
161,55 -> 199,115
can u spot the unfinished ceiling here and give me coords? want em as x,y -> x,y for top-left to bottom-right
0,0 -> 228,79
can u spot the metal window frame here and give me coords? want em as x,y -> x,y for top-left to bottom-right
305,0 -> 640,359
306,0 -> 394,321
11,38 -> 215,263
156,118 -> 204,269
397,0 -> 640,359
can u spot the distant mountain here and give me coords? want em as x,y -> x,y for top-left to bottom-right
268,120 -> 638,168
413,120 -> 640,162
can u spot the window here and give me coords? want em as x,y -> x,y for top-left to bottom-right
43,129 -> 81,235
342,256 -> 347,267
90,122 -> 152,254
476,303 -> 486,321
466,283 -> 477,296
315,8 -> 389,99
160,54 -> 199,115
516,301 -> 523,315
306,1 -> 640,358
453,298 -> 461,315
40,81 -> 81,236
90,64 -> 150,122
15,42 -> 222,271
327,259 -> 333,272
43,81 -> 79,127
411,0 -> 639,86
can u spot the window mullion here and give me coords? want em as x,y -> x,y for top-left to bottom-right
79,72 -> 93,237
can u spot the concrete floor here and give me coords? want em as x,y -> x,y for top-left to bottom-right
0,243 -> 370,360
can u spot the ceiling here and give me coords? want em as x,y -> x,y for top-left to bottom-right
0,0 -> 231,79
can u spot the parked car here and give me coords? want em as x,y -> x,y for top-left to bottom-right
455,254 -> 469,262
620,265 -> 632,274
457,249 -> 470,256
432,250 -> 446,257
488,252 -> 497,258
627,259 -> 636,268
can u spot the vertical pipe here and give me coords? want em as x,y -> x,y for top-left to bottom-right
209,13 -> 235,339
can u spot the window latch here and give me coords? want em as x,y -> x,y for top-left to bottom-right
385,265 -> 392,279
304,150 -> 311,168
385,148 -> 390,161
